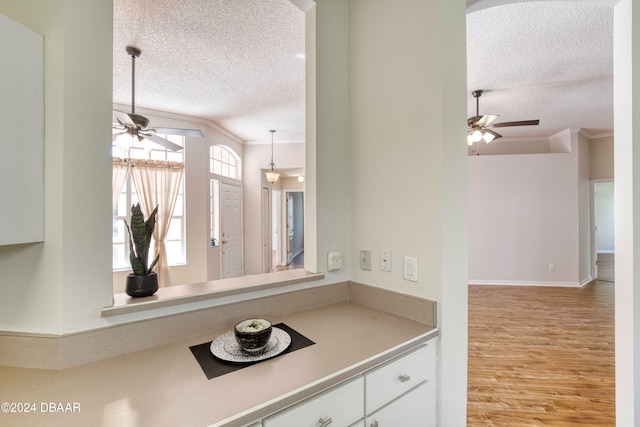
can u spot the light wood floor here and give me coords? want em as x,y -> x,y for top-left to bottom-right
467,281 -> 615,426
597,253 -> 615,282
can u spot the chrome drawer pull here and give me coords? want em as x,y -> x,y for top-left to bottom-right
318,417 -> 333,427
399,374 -> 411,382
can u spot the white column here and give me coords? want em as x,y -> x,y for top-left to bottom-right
614,0 -> 640,423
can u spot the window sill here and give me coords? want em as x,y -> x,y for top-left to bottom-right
101,269 -> 324,317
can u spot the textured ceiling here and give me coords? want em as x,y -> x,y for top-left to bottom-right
113,0 -> 306,144
467,1 -> 613,140
113,1 -> 614,145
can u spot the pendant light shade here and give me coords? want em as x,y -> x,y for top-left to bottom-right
265,129 -> 280,183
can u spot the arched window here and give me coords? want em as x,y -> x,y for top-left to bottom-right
210,145 -> 241,180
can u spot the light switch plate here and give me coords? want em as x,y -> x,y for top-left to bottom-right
404,256 -> 418,282
327,250 -> 343,272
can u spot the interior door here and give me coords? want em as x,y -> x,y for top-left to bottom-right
221,181 -> 243,279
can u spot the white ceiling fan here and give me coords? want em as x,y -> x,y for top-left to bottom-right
112,46 -> 204,151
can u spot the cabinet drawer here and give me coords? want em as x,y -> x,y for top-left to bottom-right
365,341 -> 436,414
264,376 -> 364,427
365,381 -> 432,427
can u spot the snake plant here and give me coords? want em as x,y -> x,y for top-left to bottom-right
124,203 -> 159,276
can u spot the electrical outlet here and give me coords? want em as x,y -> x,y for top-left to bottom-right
549,263 -> 555,271
360,250 -> 371,271
381,249 -> 391,272
327,250 -> 343,272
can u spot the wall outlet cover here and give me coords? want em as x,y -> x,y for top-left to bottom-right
327,250 -> 343,272
360,250 -> 371,271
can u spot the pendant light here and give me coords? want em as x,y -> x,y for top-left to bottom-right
265,129 -> 280,183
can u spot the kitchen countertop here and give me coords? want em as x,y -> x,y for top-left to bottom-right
0,300 -> 437,427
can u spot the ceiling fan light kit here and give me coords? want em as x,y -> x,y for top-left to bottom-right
466,89 -> 540,148
265,129 -> 280,184
112,46 -> 204,153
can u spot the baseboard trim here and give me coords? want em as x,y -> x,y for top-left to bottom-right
468,279 -> 582,288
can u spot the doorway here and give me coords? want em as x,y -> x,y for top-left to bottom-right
593,180 -> 615,282
285,191 -> 304,265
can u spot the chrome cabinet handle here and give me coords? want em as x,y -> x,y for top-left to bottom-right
318,417 -> 333,427
399,374 -> 411,382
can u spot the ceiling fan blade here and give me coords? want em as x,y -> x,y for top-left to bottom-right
152,127 -> 204,138
484,128 -> 502,141
114,110 -> 136,128
143,133 -> 184,151
113,110 -> 151,130
477,114 -> 499,127
492,119 -> 540,128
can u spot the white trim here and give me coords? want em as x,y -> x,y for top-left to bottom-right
580,276 -> 594,287
468,279 -> 582,288
598,250 -> 616,254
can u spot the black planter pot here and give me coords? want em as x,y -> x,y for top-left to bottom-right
125,272 -> 159,297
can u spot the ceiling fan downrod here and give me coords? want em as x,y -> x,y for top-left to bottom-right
472,89 -> 483,117
126,46 -> 141,115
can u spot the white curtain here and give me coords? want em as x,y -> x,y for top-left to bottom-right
112,158 -> 129,209
129,159 -> 184,287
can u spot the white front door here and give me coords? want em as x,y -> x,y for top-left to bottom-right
221,181 -> 243,279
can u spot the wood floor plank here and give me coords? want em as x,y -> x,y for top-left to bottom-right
467,282 -> 615,426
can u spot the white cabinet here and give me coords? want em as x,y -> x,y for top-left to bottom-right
0,12 -> 44,245
365,381 -> 431,427
263,376 -> 364,427
364,338 -> 437,426
261,337 -> 437,427
365,343 -> 432,414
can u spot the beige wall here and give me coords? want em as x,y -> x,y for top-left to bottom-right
243,142 -> 305,275
590,134 -> 614,180
468,138 -> 550,155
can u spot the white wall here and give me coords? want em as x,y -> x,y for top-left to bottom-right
468,129 -> 594,286
468,154 -> 579,284
345,0 -> 468,425
613,1 -> 640,421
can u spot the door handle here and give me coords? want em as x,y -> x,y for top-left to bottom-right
221,239 -> 228,244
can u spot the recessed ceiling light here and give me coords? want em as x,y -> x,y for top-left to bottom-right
295,53 -> 305,60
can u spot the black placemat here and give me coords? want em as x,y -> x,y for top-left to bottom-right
190,323 -> 315,380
